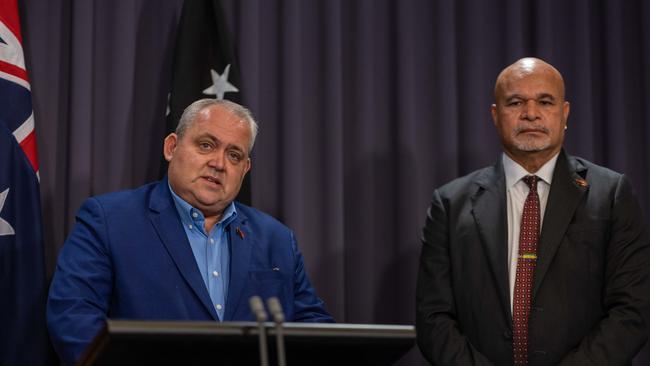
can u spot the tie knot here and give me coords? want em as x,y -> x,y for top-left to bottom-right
523,175 -> 538,191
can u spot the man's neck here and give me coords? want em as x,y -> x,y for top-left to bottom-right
167,181 -> 230,233
505,149 -> 560,173
203,215 -> 222,233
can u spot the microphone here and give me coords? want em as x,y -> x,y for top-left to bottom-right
249,296 -> 270,366
266,297 -> 287,366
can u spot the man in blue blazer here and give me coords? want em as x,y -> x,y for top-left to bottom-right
47,99 -> 333,365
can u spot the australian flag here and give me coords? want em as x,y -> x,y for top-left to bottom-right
165,0 -> 251,204
0,0 -> 51,364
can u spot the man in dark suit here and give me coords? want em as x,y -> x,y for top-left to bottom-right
416,57 -> 650,365
47,99 -> 333,365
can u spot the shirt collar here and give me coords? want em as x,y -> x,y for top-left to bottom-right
503,151 -> 560,189
167,182 -> 238,229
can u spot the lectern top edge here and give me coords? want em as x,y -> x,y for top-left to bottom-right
105,319 -> 415,338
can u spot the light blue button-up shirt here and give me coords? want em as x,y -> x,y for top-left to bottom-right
168,184 -> 237,321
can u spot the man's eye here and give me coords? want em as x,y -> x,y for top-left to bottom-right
228,151 -> 242,162
507,101 -> 522,107
199,142 -> 213,150
539,100 -> 554,106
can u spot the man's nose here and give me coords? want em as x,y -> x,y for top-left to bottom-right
521,100 -> 540,121
207,151 -> 225,170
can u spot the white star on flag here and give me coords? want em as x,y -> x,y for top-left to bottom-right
0,188 -> 15,236
202,64 -> 239,100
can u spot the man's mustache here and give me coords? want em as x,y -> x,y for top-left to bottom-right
514,125 -> 550,134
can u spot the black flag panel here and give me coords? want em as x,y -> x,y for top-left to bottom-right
165,0 -> 250,204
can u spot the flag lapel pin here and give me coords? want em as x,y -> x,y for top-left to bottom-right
574,177 -> 588,187
236,227 -> 245,239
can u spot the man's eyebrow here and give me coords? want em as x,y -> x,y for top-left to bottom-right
227,143 -> 245,153
537,93 -> 556,100
504,93 -> 556,101
504,94 -> 524,102
195,133 -> 247,154
194,133 -> 218,142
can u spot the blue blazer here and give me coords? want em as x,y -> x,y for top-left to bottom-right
47,178 -> 333,365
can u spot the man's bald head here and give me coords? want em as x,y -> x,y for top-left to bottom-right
494,57 -> 566,102
490,57 -> 571,172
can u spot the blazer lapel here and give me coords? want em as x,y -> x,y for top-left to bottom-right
148,179 -> 219,320
471,160 -> 512,321
224,211 -> 252,321
532,151 -> 588,298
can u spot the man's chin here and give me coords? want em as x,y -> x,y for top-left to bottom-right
513,140 -> 550,152
192,190 -> 228,205
194,200 -> 232,216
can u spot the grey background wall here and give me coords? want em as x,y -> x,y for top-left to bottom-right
19,0 -> 650,364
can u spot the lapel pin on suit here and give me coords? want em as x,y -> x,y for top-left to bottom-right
236,227 -> 245,239
574,177 -> 589,187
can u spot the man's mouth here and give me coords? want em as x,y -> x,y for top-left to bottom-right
202,176 -> 222,186
516,126 -> 549,135
519,129 -> 546,134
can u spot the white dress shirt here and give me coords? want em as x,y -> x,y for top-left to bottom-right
503,152 -> 559,311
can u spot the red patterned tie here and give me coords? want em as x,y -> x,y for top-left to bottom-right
513,175 -> 540,365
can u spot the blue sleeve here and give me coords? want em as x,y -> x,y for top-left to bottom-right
289,231 -> 335,323
47,197 -> 113,366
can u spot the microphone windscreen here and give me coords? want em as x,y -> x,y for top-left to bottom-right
267,297 -> 285,323
249,295 -> 267,322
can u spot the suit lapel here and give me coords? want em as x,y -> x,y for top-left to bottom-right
148,179 -> 219,320
532,151 -> 588,298
224,210 -> 252,321
471,160 -> 512,321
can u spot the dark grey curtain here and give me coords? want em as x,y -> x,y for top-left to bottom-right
20,0 -> 650,364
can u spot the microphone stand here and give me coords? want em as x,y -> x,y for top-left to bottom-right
267,297 -> 287,366
249,296 -> 270,366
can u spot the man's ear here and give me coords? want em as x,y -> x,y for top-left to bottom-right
244,157 -> 251,175
563,101 -> 570,123
490,104 -> 498,126
163,133 -> 178,162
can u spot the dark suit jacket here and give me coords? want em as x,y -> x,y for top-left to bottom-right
47,178 -> 333,366
416,150 -> 650,366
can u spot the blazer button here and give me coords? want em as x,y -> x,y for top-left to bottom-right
503,330 -> 512,340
